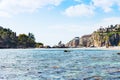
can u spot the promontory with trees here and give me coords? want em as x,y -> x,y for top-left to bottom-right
0,26 -> 43,48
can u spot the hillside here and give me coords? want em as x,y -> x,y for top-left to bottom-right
66,24 -> 120,48
0,26 -> 43,48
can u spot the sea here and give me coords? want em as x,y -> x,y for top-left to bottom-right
0,48 -> 120,80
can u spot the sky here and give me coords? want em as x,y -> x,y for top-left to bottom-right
0,0 -> 120,46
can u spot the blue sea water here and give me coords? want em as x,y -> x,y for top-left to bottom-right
0,48 -> 120,80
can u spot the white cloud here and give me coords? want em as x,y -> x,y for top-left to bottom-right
64,0 -> 120,17
64,4 -> 94,17
92,17 -> 120,30
0,11 -> 11,17
102,17 -> 120,25
0,0 -> 63,17
92,0 -> 120,12
74,0 -> 82,3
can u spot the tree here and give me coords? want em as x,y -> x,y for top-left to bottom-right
27,33 -> 36,47
0,27 -> 17,48
0,26 -> 39,48
18,34 -> 28,48
17,33 -> 36,48
28,33 -> 35,41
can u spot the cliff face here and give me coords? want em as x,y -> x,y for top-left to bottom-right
109,33 -> 120,46
91,32 -> 107,47
66,37 -> 80,48
91,32 -> 120,47
80,35 -> 92,47
66,24 -> 120,48
65,35 -> 92,48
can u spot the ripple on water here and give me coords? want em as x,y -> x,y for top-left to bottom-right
0,49 -> 120,80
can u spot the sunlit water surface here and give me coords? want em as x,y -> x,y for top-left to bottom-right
0,49 -> 120,80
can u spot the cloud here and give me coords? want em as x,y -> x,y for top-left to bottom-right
92,17 -> 120,30
102,17 -> 120,25
92,0 -> 120,12
64,4 -> 94,17
0,11 -> 11,17
64,0 -> 120,17
92,0 -> 114,12
0,0 -> 63,17
74,0 -> 82,3
64,0 -> 115,17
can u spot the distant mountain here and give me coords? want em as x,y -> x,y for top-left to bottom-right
66,24 -> 120,48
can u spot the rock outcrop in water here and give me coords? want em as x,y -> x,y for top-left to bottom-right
66,24 -> 120,48
52,41 -> 66,48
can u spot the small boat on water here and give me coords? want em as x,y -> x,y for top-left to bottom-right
117,53 -> 120,55
64,50 -> 71,52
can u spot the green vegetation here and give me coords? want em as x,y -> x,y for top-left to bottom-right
17,33 -> 36,48
0,26 -> 17,48
35,43 -> 43,48
106,32 -> 120,37
92,24 -> 120,47
0,26 -> 43,48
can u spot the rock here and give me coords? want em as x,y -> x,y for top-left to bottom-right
66,37 -> 80,48
44,45 -> 51,48
52,41 -> 66,48
52,66 -> 59,69
66,24 -> 120,48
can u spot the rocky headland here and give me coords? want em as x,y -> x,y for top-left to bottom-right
66,24 -> 120,48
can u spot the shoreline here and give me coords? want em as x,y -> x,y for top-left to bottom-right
0,46 -> 120,50
74,46 -> 120,50
70,46 -> 120,50
36,47 -> 120,50
93,46 -> 120,50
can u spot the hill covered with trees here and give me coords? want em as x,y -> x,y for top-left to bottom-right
0,26 -> 43,48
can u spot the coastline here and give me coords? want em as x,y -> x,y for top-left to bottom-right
76,46 -> 120,50
0,46 -> 120,50
95,46 -> 120,50
35,46 -> 120,50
